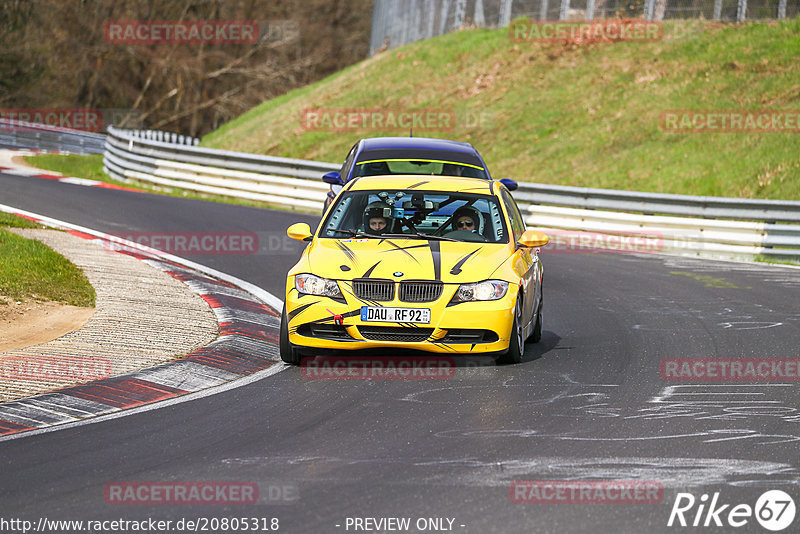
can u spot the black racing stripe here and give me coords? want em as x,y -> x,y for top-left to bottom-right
381,241 -> 423,262
335,241 -> 357,263
362,261 -> 381,278
428,240 -> 441,281
449,248 -> 481,275
406,181 -> 430,189
288,301 -> 318,320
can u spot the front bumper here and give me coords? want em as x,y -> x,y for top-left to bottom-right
285,282 -> 517,355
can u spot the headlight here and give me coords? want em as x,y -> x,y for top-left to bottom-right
452,280 -> 509,302
295,274 -> 343,298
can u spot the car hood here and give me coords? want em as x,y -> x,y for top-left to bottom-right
307,237 -> 512,283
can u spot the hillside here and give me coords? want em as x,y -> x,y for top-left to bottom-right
202,19 -> 800,200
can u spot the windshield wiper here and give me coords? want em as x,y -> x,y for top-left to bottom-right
412,232 -> 459,242
379,232 -> 459,242
329,228 -> 383,238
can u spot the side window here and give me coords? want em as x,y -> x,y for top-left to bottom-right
340,143 -> 358,181
500,189 -> 526,242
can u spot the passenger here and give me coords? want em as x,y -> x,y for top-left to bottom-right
452,207 -> 480,233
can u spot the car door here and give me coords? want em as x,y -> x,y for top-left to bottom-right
500,188 -> 537,332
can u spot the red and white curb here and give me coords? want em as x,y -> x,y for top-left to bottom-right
0,204 -> 286,440
0,148 -> 141,192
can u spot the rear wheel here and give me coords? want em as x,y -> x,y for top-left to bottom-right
279,305 -> 301,364
497,295 -> 525,365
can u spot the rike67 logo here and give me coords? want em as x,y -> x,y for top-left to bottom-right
668,490 -> 796,531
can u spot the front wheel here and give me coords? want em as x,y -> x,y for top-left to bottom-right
279,305 -> 301,364
497,295 -> 525,365
529,288 -> 543,343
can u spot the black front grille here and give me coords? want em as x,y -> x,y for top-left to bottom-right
398,281 -> 443,302
353,279 -> 394,301
440,329 -> 499,344
358,326 -> 434,342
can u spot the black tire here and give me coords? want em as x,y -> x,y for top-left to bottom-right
497,295 -> 525,365
279,305 -> 301,364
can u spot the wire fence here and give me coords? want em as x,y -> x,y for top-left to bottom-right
370,0 -> 798,54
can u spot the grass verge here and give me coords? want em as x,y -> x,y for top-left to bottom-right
0,214 -> 95,307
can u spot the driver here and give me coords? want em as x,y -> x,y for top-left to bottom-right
363,202 -> 393,235
451,206 -> 482,234
368,215 -> 387,233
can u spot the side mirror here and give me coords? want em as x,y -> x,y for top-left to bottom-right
517,229 -> 549,248
287,223 -> 313,242
322,171 -> 343,185
498,178 -> 518,191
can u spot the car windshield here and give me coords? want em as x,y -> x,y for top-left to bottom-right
321,189 -> 508,243
352,159 -> 488,179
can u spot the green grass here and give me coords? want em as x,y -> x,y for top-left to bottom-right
0,212 -> 42,229
202,19 -> 800,200
754,254 -> 800,266
0,224 -> 95,307
23,154 -> 108,181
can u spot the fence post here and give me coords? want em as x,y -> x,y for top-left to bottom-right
713,0 -> 723,20
474,0 -> 485,26
539,0 -> 548,21
439,0 -> 452,35
736,0 -> 747,22
559,0 -> 570,20
644,0 -> 656,20
778,0 -> 787,19
499,0 -> 513,26
586,0 -> 596,20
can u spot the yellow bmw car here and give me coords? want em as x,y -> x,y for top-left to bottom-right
281,175 -> 549,364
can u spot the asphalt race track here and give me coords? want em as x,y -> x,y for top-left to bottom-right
1,170 -> 799,533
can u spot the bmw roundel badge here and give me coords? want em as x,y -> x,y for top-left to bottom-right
393,272 -> 403,277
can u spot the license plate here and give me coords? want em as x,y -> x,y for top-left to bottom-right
360,306 -> 431,324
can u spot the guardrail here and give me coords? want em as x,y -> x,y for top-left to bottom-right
102,126 -> 800,262
0,119 -> 105,154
